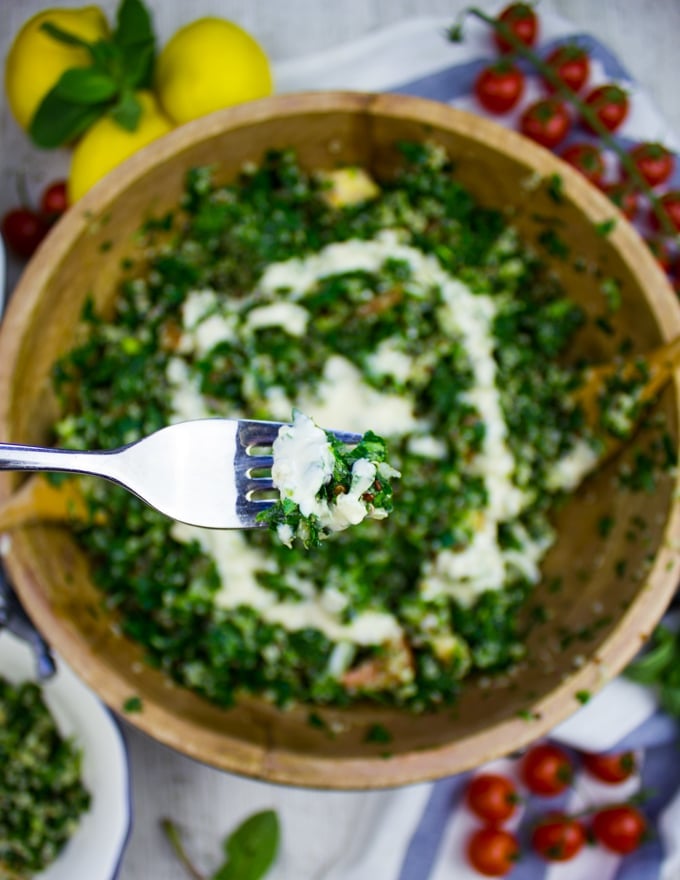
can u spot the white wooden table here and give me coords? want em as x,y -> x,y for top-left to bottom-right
2,2 -> 679,878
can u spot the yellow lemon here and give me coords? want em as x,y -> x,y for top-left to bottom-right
5,6 -> 109,131
155,18 -> 273,125
68,92 -> 173,202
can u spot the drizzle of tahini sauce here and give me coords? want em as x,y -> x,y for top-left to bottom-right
270,411 -> 389,546
256,232 -> 533,607
171,521 -> 402,646
166,230 -> 593,619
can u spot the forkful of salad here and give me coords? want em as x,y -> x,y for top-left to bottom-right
0,411 -> 400,547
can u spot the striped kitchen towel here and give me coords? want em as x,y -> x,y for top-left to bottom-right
314,677 -> 680,880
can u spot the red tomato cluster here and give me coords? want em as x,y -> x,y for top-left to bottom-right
464,773 -> 521,876
544,43 -> 590,94
463,741 -> 647,876
473,3 -> 679,286
474,3 -> 634,155
493,2 -> 538,54
1,180 -> 69,260
475,61 -> 525,114
521,742 -> 573,795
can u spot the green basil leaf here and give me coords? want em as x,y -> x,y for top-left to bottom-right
626,626 -> 677,684
29,89 -> 106,148
40,21 -> 94,50
88,39 -> 123,74
660,684 -> 680,718
120,43 -> 155,89
54,68 -> 118,105
109,91 -> 142,131
115,0 -> 154,48
115,0 -> 156,88
212,810 -> 280,880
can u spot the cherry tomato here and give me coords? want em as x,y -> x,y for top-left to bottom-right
475,61 -> 525,114
650,190 -> 680,233
582,750 -> 637,784
543,43 -> 591,94
521,742 -> 574,795
466,827 -> 520,877
1,207 -> 50,259
583,84 -> 630,133
560,142 -> 605,185
531,814 -> 586,862
494,3 -> 539,53
601,181 -> 638,220
39,180 -> 69,219
591,804 -> 647,854
465,773 -> 519,824
519,99 -> 571,149
628,142 -> 675,188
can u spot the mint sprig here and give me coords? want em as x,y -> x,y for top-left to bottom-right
626,625 -> 680,716
29,0 -> 156,148
213,810 -> 280,880
162,810 -> 280,880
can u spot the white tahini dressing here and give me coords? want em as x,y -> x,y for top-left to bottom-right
271,410 -> 386,545
171,521 -> 402,646
166,230 -> 594,630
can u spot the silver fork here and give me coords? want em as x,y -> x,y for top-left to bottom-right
0,419 -> 362,529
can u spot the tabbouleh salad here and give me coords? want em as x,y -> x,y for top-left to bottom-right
52,142 -> 626,712
0,676 -> 90,878
262,410 -> 400,548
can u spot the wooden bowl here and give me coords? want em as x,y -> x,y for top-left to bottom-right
1,92 -> 678,789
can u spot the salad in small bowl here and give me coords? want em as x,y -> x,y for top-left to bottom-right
0,629 -> 131,879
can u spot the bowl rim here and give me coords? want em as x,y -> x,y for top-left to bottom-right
1,91 -> 679,789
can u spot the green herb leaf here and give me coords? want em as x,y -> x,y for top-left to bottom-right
626,626 -> 676,684
364,723 -> 393,744
110,90 -> 143,131
40,20 -> 94,50
659,680 -> 680,716
54,68 -> 119,104
115,0 -> 156,88
160,818 -> 204,880
87,38 -> 123,72
212,810 -> 280,880
601,277 -> 622,312
115,0 -> 154,47
123,695 -> 144,713
29,90 -> 106,148
596,218 -> 617,237
121,43 -> 155,89
445,23 -> 465,42
545,173 -> 565,204
29,1 -> 156,147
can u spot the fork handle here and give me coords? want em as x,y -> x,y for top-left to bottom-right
0,443 -> 123,483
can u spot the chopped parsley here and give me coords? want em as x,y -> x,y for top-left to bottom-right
47,144 -> 669,714
0,677 -> 91,878
259,413 -> 400,548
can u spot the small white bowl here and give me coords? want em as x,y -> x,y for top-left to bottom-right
0,630 -> 132,880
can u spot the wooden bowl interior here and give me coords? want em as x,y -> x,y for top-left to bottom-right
1,93 -> 678,788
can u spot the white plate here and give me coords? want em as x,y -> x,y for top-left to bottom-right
0,630 -> 132,880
